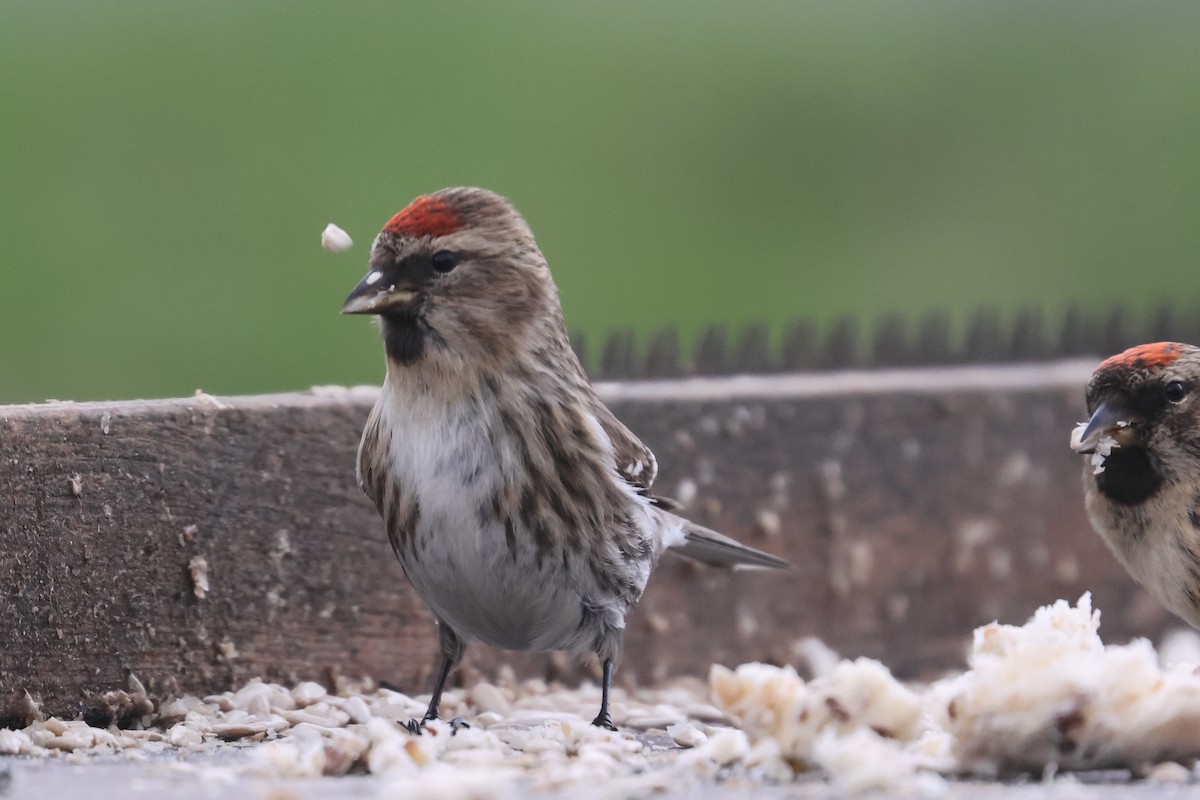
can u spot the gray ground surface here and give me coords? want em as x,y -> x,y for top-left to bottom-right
6,758 -> 1200,799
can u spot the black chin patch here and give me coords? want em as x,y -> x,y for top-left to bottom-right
382,313 -> 425,365
1095,447 -> 1164,506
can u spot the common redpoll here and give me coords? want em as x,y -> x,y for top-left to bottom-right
1071,342 -> 1200,627
342,187 -> 788,731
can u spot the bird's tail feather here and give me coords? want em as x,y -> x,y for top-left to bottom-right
670,521 -> 791,570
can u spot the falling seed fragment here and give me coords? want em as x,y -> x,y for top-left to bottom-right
321,224 -> 353,253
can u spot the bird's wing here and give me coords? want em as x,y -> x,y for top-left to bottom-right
591,400 -> 787,570
590,400 -> 683,510
355,404 -> 384,506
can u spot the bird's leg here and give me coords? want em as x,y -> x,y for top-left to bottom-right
405,623 -> 468,734
421,653 -> 453,722
590,658 -> 618,731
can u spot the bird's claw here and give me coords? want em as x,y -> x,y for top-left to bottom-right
403,715 -> 471,736
590,712 -> 617,731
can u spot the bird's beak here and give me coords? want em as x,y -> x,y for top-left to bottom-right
1071,401 -> 1140,455
341,271 -> 420,315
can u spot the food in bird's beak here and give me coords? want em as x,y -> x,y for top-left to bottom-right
321,223 -> 354,253
1070,420 -> 1127,474
1069,422 -> 1085,451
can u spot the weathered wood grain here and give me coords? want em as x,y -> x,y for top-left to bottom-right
0,362 -> 1169,720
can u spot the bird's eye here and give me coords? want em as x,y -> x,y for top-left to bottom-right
431,250 -> 461,274
1165,380 -> 1189,404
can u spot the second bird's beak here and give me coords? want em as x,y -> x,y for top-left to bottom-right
341,271 -> 420,315
1071,401 -> 1140,454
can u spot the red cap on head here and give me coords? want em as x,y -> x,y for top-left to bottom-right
1099,342 -> 1185,372
382,195 -> 464,238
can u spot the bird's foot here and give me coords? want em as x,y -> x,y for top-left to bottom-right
403,715 -> 471,736
590,711 -> 617,731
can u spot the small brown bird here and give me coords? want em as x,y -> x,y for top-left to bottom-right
1072,341 -> 1200,628
342,187 -> 788,731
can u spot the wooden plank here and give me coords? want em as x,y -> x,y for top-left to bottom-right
1,362 -> 1166,721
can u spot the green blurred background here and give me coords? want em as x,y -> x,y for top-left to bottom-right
3,1 -> 1199,403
